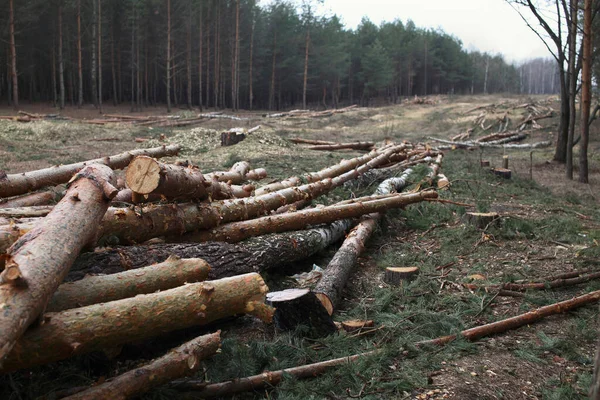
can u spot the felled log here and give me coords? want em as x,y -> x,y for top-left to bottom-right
0,273 -> 270,373
246,168 -> 267,181
428,135 -> 530,149
69,220 -> 353,281
266,289 -> 337,337
417,289 -> 600,347
0,191 -> 55,208
187,190 -> 438,243
0,164 -> 117,363
125,156 -> 253,201
171,351 -> 377,397
476,131 -> 522,143
306,142 -> 375,151
289,138 -> 338,145
62,332 -> 221,400
383,267 -> 420,286
47,256 -> 211,312
0,205 -> 53,218
204,161 -> 256,184
1,178 -> 336,249
467,271 -> 600,293
0,145 -> 180,198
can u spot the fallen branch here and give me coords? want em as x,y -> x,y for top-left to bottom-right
0,191 -> 55,208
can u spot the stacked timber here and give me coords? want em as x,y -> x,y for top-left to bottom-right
0,139 -> 446,399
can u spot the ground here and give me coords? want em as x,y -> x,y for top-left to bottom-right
1,95 -> 600,400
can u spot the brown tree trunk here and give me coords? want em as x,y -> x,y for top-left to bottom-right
97,0 -> 103,113
0,273 -> 270,373
198,2 -> 203,110
269,32 -> 277,110
186,0 -> 192,110
8,0 -> 18,108
0,165 -> 117,363
69,220 -> 353,281
166,0 -> 171,112
64,332 -> 221,400
77,0 -> 83,107
47,256 -> 211,312
188,190 -> 437,243
233,0 -> 240,110
566,0 -> 577,179
111,22 -> 117,106
303,28 -> 309,109
91,0 -> 97,107
58,1 -> 65,109
0,192 -> 55,208
205,0 -> 211,107
0,145 -> 180,198
580,0 -> 592,183
249,17 -> 255,110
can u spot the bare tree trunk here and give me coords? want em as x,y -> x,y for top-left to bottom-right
249,16 -> 255,110
205,0 -> 211,108
130,2 -> 135,111
580,0 -> 592,183
186,1 -> 192,110
111,23 -> 117,106
52,38 -> 57,107
566,0 -> 578,179
303,28 -> 309,109
136,23 -> 141,110
198,2 -> 203,110
166,0 -> 171,112
214,2 -> 220,109
97,0 -> 103,113
91,0 -> 97,107
8,0 -> 18,108
58,1 -> 65,109
233,0 -> 240,110
77,0 -> 83,107
269,33 -> 277,110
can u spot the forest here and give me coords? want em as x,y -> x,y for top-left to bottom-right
1,0 -> 558,112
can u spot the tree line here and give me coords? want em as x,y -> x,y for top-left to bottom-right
1,0 -> 556,112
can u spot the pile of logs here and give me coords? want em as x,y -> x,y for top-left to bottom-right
0,139 -> 447,398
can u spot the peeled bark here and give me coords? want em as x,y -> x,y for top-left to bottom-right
187,190 -> 437,244
0,192 -> 55,208
69,220 -> 353,281
417,289 -> 600,347
47,256 -> 211,312
63,332 -> 221,400
0,164 -> 117,363
0,273 -> 270,373
125,156 -> 253,201
0,145 -> 180,198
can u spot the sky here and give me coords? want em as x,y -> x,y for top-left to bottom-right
259,0 -> 553,63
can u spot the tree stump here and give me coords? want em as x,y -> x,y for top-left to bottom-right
221,131 -> 246,146
502,155 -> 509,169
384,267 -> 420,286
492,168 -> 511,179
463,212 -> 499,229
266,289 -> 336,338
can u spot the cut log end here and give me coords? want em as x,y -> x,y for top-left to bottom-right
463,212 -> 500,229
341,320 -> 374,332
491,168 -> 512,179
0,262 -> 23,284
384,266 -> 420,286
315,293 -> 334,316
126,156 -> 162,194
266,289 -> 336,338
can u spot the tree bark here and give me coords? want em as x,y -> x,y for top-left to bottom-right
186,0 -> 192,110
0,192 -> 55,208
187,190 -> 437,243
58,1 -> 65,110
0,165 -> 117,364
8,0 -> 18,108
97,0 -> 103,113
303,28 -> 309,110
580,0 -> 592,183
77,0 -> 83,107
91,0 -> 98,107
68,220 -> 352,281
249,17 -> 255,110
198,2 -> 203,110
566,0 -> 578,179
0,273 -> 270,373
47,256 -> 211,312
166,0 -> 172,113
64,332 -> 221,400
0,145 -> 180,198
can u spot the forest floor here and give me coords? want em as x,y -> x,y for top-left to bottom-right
1,94 -> 600,400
